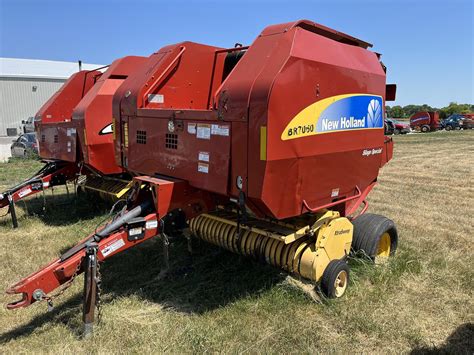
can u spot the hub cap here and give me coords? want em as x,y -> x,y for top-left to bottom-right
334,270 -> 348,298
375,232 -> 391,263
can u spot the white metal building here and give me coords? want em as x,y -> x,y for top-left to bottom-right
0,58 -> 103,136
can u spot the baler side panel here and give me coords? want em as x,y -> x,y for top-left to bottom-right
247,31 -> 296,210
73,56 -> 147,175
119,43 -> 231,195
215,31 -> 286,198
80,78 -> 126,174
35,70 -> 99,124
128,117 -> 231,195
37,122 -> 78,162
139,42 -> 225,111
252,27 -> 386,219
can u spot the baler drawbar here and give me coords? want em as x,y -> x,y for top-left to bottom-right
6,20 -> 399,337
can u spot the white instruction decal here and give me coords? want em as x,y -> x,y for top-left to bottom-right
146,220 -> 158,230
197,124 -> 211,139
362,148 -> 383,157
101,238 -> 125,257
129,227 -> 143,236
331,188 -> 340,198
198,162 -> 209,174
18,188 -> 32,198
187,123 -> 196,134
43,182 -> 50,188
211,124 -> 230,136
198,151 -> 210,162
66,128 -> 76,136
148,94 -> 164,104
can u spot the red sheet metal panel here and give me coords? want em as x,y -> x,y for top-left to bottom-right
217,23 -> 387,218
37,122 -> 78,162
117,43 -> 231,195
36,70 -> 99,160
73,56 -> 147,174
35,70 -> 99,125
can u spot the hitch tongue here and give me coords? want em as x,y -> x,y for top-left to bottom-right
5,291 -> 29,310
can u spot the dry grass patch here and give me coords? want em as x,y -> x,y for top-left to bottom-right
0,131 -> 473,353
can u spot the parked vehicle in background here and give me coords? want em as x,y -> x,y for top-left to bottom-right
460,114 -> 474,129
441,114 -> 464,131
10,133 -> 38,158
387,118 -> 410,134
384,118 -> 395,135
22,117 -> 35,133
409,111 -> 440,132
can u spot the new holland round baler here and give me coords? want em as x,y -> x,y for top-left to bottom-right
6,20 -> 398,336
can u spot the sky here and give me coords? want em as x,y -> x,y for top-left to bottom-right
0,0 -> 472,108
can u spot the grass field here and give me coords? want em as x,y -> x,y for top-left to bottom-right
0,131 -> 473,353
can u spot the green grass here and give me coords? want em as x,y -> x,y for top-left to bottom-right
0,131 -> 473,353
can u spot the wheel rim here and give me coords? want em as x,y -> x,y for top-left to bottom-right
375,232 -> 391,263
333,270 -> 348,298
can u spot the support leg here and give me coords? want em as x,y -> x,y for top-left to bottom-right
42,188 -> 46,212
8,195 -> 18,229
158,234 -> 170,279
82,243 -> 98,338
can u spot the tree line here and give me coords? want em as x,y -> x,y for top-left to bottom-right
386,102 -> 473,119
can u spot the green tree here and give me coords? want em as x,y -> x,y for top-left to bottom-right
390,105 -> 404,118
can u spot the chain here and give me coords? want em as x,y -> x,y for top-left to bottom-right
96,260 -> 103,324
41,258 -> 83,310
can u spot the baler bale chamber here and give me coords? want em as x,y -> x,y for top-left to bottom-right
7,20 -> 399,335
113,19 -> 398,291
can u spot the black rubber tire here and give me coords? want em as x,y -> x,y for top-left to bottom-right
394,129 -> 400,135
421,125 -> 430,133
445,125 -> 452,131
321,259 -> 350,298
351,213 -> 398,260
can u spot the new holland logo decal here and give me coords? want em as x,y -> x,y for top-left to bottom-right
281,94 -> 383,140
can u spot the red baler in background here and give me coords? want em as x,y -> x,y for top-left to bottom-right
409,111 -> 440,132
6,20 -> 398,337
0,57 -> 146,227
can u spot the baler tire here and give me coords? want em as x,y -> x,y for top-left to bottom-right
351,213 -> 398,262
421,125 -> 430,133
320,259 -> 350,299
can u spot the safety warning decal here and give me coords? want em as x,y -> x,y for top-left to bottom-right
101,238 -> 125,257
197,124 -> 211,139
198,162 -> 209,173
187,123 -> 196,134
18,188 -> 32,198
148,94 -> 164,104
146,220 -> 158,230
211,124 -> 230,136
198,151 -> 210,162
281,94 -> 384,140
